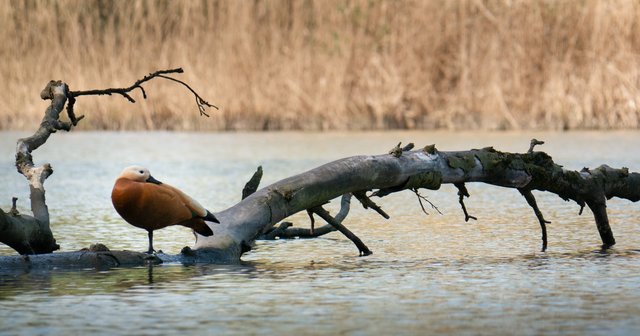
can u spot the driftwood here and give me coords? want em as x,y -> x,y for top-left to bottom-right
1,71 -> 639,269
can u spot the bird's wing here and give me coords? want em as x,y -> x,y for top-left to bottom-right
157,183 -> 208,218
141,184 -> 195,224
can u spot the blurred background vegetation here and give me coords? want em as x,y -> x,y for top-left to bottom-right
1,0 -> 639,131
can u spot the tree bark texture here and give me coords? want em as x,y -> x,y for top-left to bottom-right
1,81 -> 70,254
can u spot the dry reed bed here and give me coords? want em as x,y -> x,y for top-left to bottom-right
1,0 -> 639,131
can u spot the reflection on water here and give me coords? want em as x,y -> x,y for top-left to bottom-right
0,131 -> 639,334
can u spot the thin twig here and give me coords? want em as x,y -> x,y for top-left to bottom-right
156,75 -> 219,116
413,188 -> 443,216
68,68 -> 217,117
69,68 -> 183,101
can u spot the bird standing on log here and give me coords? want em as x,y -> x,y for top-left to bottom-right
111,166 -> 218,254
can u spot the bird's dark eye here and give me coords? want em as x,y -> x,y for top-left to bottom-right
139,170 -> 144,174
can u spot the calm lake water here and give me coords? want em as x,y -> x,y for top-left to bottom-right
1,131 -> 639,335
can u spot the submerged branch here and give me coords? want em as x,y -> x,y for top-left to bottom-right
259,194 -> 352,240
518,188 -> 550,252
310,205 -> 372,256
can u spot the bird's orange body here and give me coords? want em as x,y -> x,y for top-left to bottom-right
111,166 -> 217,253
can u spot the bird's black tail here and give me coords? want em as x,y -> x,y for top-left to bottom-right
204,210 -> 220,224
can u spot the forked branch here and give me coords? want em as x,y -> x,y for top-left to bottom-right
69,68 -> 218,117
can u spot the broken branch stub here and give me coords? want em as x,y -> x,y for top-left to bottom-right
2,80 -> 71,254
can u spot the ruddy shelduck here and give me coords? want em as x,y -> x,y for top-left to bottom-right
111,166 -> 219,254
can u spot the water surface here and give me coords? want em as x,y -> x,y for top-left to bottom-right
1,131 -> 639,335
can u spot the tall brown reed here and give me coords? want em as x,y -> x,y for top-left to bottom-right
1,0 -> 639,131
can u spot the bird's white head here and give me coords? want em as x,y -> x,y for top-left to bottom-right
118,166 -> 153,183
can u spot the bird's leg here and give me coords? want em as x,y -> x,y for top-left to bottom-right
147,230 -> 155,254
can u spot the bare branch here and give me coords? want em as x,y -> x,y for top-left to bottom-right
306,209 -> 316,235
259,194 -> 353,240
68,68 -> 218,117
353,191 -> 390,219
69,68 -> 182,101
310,205 -> 372,256
518,188 -> 550,252
454,182 -> 477,222
413,188 -> 443,216
156,75 -> 219,117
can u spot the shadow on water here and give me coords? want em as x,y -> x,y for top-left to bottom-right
3,246 -> 639,300
0,262 -> 259,299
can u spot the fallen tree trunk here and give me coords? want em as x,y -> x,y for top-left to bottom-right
1,71 -> 639,269
1,141 -> 639,268
189,143 -> 639,261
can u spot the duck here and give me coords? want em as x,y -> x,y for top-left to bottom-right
111,166 -> 219,254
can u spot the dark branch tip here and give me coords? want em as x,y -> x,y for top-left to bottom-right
402,143 -> 415,152
423,144 -> 437,154
389,142 -> 403,157
528,138 -> 545,153
121,92 -> 136,103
